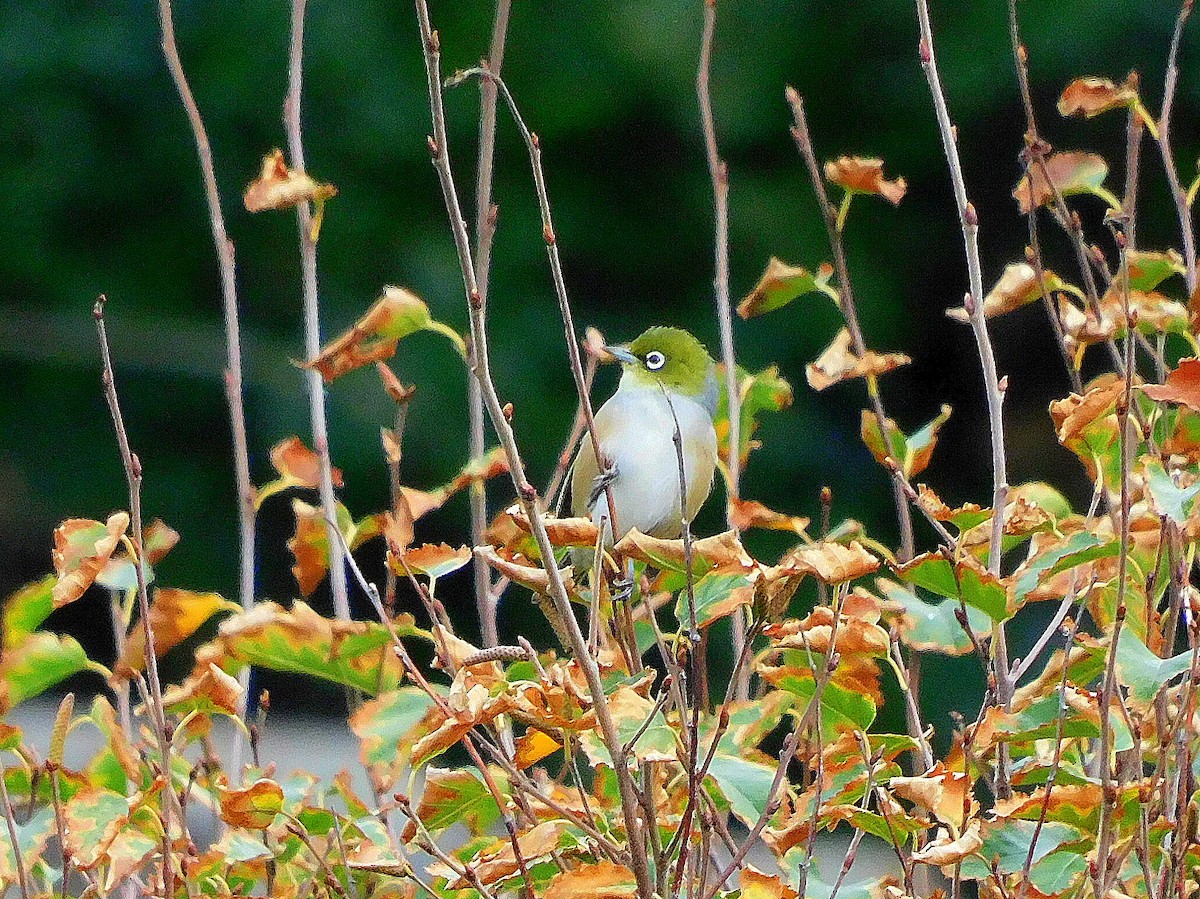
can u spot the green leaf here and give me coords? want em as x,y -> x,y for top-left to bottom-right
1143,458 -> 1200,525
413,768 -> 505,838
1010,532 -> 1118,605
349,686 -> 440,790
0,808 -> 55,886
904,405 -> 953,478
771,661 -> 877,736
213,831 -> 273,864
2,576 -> 55,650
893,554 -> 1010,621
0,632 -> 90,711
960,821 -> 1081,879
704,753 -> 776,828
1128,249 -> 1186,292
63,788 -> 129,868
1115,630 -> 1193,708
878,579 -> 989,656
717,364 -> 793,467
676,572 -> 752,629
737,258 -> 837,318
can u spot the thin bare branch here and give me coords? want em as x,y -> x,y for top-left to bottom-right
413,9 -> 654,896
285,0 -> 350,622
1158,0 -> 1197,295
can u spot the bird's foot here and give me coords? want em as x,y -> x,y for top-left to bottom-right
609,575 -> 633,603
588,463 -> 620,509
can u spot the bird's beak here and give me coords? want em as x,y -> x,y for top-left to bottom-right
604,344 -> 638,365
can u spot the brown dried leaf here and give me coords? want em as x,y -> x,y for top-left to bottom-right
1058,76 -> 1139,119
546,860 -> 639,899
738,258 -> 837,319
1049,375 -> 1126,445
507,511 -> 600,548
1013,152 -> 1109,214
217,777 -> 284,829
806,328 -> 910,392
270,435 -> 343,490
947,263 -> 1071,322
824,156 -> 907,205
161,662 -> 244,717
52,512 -> 130,608
891,762 -> 977,828
243,148 -> 336,212
376,361 -> 415,403
739,868 -> 800,899
401,447 -> 510,520
613,528 -> 750,572
473,546 -> 576,596
513,730 -> 562,770
1143,358 -> 1200,412
288,499 -> 330,596
443,820 -> 569,889
777,541 -> 880,584
306,286 -> 437,383
729,498 -> 811,536
910,822 -> 983,866
395,543 -> 472,581
117,588 -> 238,676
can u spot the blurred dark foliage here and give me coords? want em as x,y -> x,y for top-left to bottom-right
2,1 -> 1196,724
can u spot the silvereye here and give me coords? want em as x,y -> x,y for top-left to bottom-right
570,327 -> 719,551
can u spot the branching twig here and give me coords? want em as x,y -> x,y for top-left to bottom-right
412,13 -> 655,896
0,753 -> 30,899
285,0 -> 350,622
785,90 -> 915,562
913,1 -> 1012,711
94,296 -> 176,898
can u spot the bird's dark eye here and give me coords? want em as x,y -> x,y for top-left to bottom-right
644,350 -> 666,371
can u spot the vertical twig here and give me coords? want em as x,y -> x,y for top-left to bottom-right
285,0 -> 350,622
1158,0 -> 1197,296
156,0 -> 255,616
785,91 -> 915,562
469,0 -> 512,649
94,296 -> 176,898
697,0 -> 748,701
156,0 -> 259,776
913,1 -> 1012,709
0,756 -> 30,899
413,8 -> 654,897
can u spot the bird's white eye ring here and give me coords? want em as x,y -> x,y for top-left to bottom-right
644,350 -> 666,371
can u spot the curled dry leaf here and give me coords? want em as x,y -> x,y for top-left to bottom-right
739,868 -> 800,899
288,499 -> 331,596
254,436 -> 344,510
217,777 -> 284,830
806,328 -> 911,392
160,662 -> 243,717
1143,359 -> 1200,412
738,257 -> 836,319
243,148 -> 336,213
1013,152 -> 1109,214
910,822 -> 983,866
613,528 -> 750,572
402,446 -> 510,521
514,730 -> 562,770
394,543 -> 472,581
764,604 -> 890,657
439,820 -> 570,889
376,361 -> 415,404
473,546 -> 577,596
946,263 -> 1073,322
52,512 -> 130,609
824,156 -> 907,205
306,286 -> 453,383
545,859 -> 638,899
1049,375 -> 1126,446
891,762 -> 978,827
728,498 -> 811,536
506,510 -> 600,548
583,326 -> 612,361
1058,76 -> 1139,119
777,540 -> 880,584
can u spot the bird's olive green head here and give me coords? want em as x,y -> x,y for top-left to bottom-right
609,326 -> 716,397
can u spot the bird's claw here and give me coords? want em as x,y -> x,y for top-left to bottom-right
588,463 -> 619,509
610,576 -> 633,603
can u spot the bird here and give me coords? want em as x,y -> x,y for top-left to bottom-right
570,326 -> 719,567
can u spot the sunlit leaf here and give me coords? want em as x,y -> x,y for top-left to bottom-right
740,867 -> 799,899
394,543 -> 472,581
514,730 -> 562,769
777,541 -> 880,584
439,820 -> 570,889
0,632 -> 90,713
62,787 -> 129,869
806,328 -> 910,392
910,821 -> 983,866
117,588 -> 238,676
545,859 -> 639,899
307,285 -> 463,382
1009,530 -> 1118,605
1057,76 -> 1139,119
161,662 -> 244,718
728,498 -> 810,536
243,148 -> 336,212
51,512 -> 129,608
946,263 -> 1074,321
824,156 -> 907,205
254,436 -> 344,510
738,258 -> 836,318
676,571 -> 753,629
3,576 -> 55,650
402,768 -> 504,842
580,686 -> 677,768
218,777 -> 284,829
1013,152 -> 1110,213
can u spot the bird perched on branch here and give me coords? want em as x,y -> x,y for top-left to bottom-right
570,326 -> 719,566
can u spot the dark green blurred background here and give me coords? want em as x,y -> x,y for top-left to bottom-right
3,1 -> 1196,722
